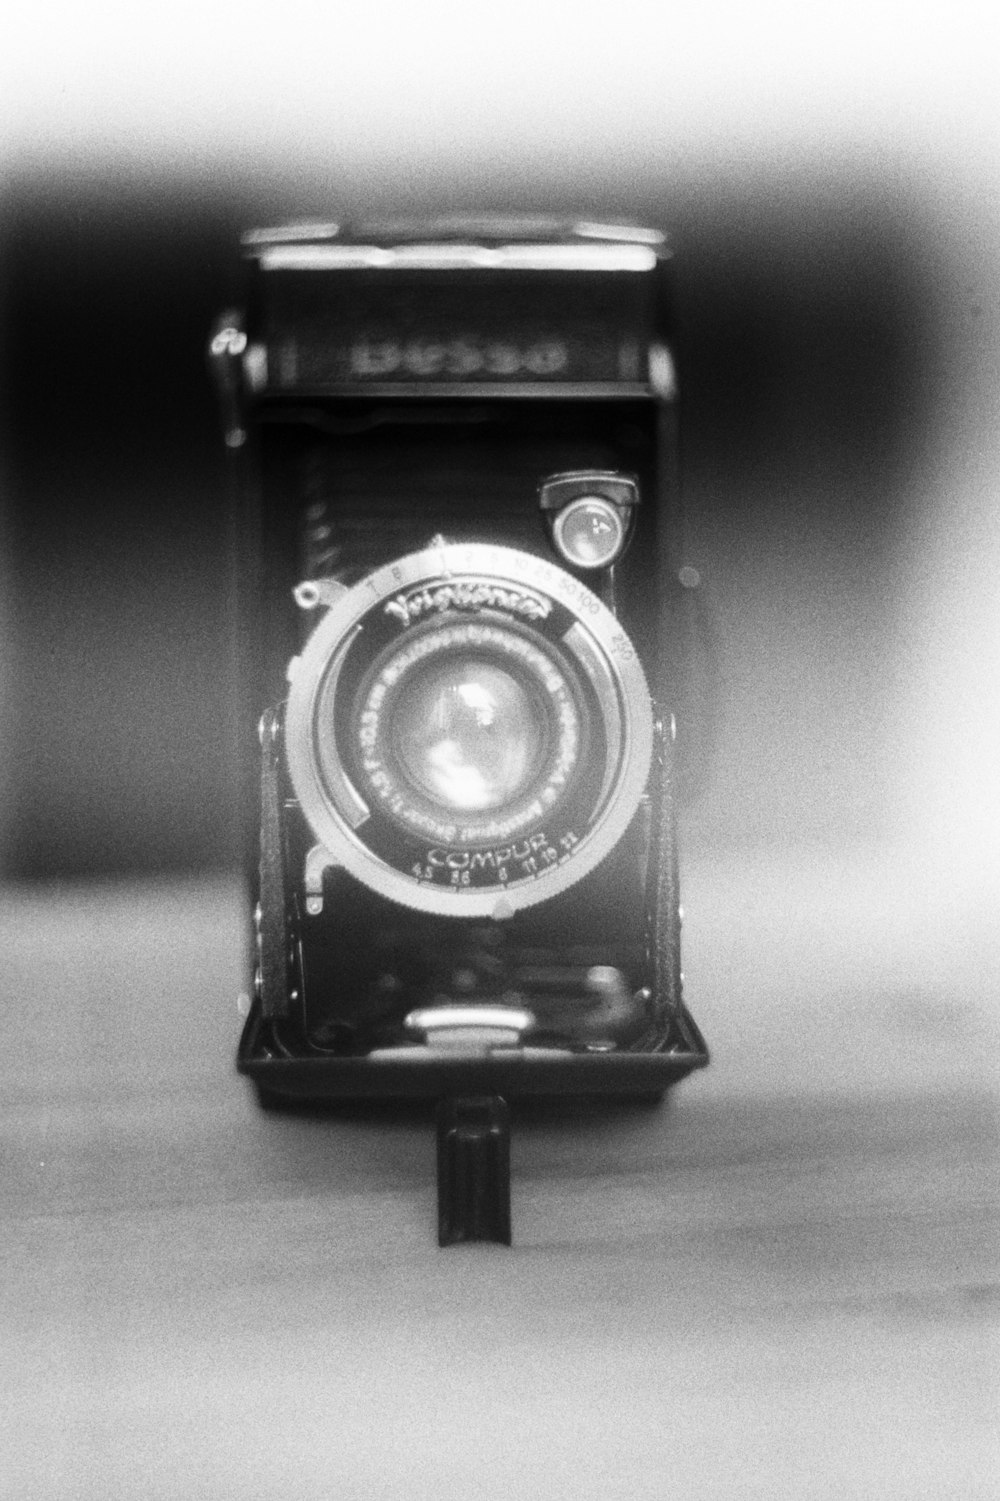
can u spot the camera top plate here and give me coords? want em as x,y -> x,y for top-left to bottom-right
242,214 -> 668,253
230,215 -> 674,402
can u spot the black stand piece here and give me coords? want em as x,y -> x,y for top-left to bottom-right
436,1096 -> 512,1246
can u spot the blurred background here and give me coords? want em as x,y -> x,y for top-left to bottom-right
2,12 -> 997,1500
1,2 -> 998,904
1,4 -> 998,1093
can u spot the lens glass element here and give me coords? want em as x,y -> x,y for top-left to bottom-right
347,615 -> 583,847
393,657 -> 543,813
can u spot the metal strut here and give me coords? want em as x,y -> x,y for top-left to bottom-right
436,1096 -> 512,1247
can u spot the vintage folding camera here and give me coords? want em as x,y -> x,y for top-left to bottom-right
210,215 -> 708,1239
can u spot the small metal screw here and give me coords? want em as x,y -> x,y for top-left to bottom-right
293,581 -> 320,610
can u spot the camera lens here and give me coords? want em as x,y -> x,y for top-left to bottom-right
284,543 -> 654,916
392,657 -> 544,813
347,615 -> 583,847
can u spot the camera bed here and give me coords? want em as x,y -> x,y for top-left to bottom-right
237,992 -> 709,1101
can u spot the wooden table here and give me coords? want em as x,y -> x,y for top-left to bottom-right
2,863 -> 997,1499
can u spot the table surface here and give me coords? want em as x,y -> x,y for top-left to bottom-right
2,855 -> 997,1501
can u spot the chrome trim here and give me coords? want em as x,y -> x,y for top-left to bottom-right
313,628 -> 369,830
243,222 -> 341,246
572,221 -> 666,247
404,1005 -> 536,1054
244,218 -> 665,250
561,621 -> 623,815
406,1005 -> 535,1034
408,1005 -> 534,1028
364,1043 -> 574,1061
649,342 -> 678,401
243,343 -> 268,393
255,243 -> 658,273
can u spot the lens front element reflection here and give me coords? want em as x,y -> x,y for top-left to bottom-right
394,659 -> 543,812
347,612 -> 586,850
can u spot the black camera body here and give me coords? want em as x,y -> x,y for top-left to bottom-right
210,216 -> 707,1145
